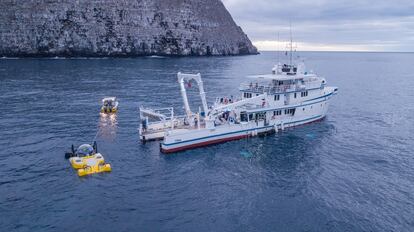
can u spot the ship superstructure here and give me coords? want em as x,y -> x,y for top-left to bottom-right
139,58 -> 338,153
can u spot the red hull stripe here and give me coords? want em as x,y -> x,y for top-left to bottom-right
161,134 -> 248,153
161,115 -> 326,154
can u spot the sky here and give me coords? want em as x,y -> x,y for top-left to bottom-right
222,0 -> 414,52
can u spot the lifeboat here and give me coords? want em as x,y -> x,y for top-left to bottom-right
65,142 -> 111,177
101,97 -> 119,113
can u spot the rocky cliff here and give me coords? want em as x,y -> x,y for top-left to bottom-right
0,0 -> 257,57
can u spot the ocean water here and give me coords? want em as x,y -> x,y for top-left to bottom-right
0,52 -> 413,232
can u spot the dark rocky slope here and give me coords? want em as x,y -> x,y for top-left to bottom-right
0,0 -> 257,57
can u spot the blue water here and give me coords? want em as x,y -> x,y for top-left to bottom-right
0,52 -> 413,232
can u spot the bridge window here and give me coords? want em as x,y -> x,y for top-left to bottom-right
284,108 -> 296,116
243,92 -> 252,98
301,91 -> 308,97
273,110 -> 282,116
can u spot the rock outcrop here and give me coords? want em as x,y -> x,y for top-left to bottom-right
0,0 -> 257,57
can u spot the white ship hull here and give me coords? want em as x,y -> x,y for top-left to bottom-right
161,115 -> 326,153
161,89 -> 336,153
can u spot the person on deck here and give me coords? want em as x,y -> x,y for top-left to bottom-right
142,119 -> 147,132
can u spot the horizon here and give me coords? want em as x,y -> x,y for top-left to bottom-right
222,0 -> 414,53
1,50 -> 414,59
257,50 -> 414,53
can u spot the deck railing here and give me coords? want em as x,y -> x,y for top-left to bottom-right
239,84 -> 306,94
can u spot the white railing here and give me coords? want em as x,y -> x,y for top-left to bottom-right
239,83 -> 307,94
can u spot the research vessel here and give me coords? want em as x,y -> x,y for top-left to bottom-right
139,55 -> 338,153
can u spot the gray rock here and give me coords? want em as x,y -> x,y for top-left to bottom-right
0,0 -> 258,57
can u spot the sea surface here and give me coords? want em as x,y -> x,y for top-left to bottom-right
0,52 -> 413,232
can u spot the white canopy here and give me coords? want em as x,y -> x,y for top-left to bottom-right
102,97 -> 117,103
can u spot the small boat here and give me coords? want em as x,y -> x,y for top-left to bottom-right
65,142 -> 111,177
101,97 -> 119,113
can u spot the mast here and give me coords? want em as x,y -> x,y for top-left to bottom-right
277,32 -> 280,64
289,22 -> 293,66
272,32 -> 281,75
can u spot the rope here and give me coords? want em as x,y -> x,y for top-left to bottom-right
91,114 -> 101,144
92,129 -> 99,144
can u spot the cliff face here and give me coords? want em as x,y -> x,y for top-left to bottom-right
0,0 -> 257,57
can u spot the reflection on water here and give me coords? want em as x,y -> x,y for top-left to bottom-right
97,113 -> 118,142
1,52 -> 414,232
244,121 -> 335,177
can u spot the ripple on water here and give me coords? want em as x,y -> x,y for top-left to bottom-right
1,52 -> 414,232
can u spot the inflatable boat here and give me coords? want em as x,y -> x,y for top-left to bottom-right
101,97 -> 119,114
